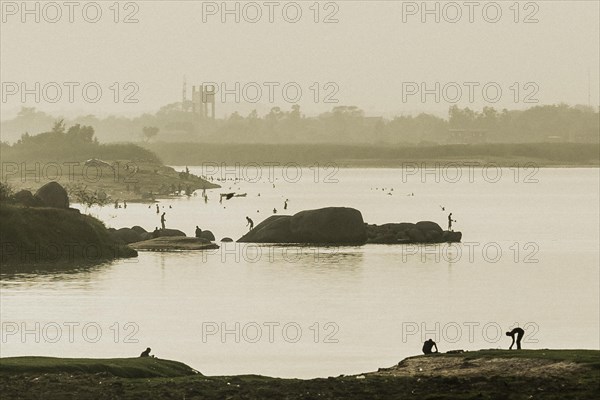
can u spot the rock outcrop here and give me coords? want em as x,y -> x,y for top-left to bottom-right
199,230 -> 215,241
238,207 -> 367,244
367,221 -> 461,244
109,227 -> 187,244
130,236 -> 219,251
13,190 -> 43,207
34,182 -> 69,209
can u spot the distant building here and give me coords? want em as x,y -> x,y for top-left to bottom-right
181,79 -> 215,120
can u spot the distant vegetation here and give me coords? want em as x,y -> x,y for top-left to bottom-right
0,120 -> 160,163
0,122 -> 218,202
2,103 -> 598,145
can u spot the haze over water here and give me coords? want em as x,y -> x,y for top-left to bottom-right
1,167 -> 598,378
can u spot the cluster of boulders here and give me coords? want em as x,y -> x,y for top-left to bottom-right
238,207 -> 462,245
108,226 -> 186,244
13,182 -> 70,209
366,221 -> 462,244
111,226 -> 234,250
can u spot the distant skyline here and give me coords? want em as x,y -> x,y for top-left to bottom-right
1,1 -> 599,120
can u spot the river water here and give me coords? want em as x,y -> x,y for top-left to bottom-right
1,166 -> 598,378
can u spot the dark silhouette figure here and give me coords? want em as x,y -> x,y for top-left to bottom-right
155,204 -> 159,214
246,216 -> 254,230
161,212 -> 166,229
195,226 -> 202,238
273,208 -> 277,214
506,327 -> 525,350
448,213 -> 456,231
152,227 -> 160,238
123,201 -> 127,209
284,200 -> 288,210
440,205 -> 445,211
422,339 -> 438,354
140,347 -> 151,357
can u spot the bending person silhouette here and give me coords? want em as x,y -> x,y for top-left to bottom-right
506,327 -> 525,350
422,339 -> 438,354
246,216 -> 254,231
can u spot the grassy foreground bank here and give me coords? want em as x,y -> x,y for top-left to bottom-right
1,350 -> 598,399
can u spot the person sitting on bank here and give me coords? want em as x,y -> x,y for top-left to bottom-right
506,327 -> 525,350
422,338 -> 438,354
140,347 -> 152,357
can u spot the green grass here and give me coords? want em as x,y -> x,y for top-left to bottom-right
0,357 -> 198,378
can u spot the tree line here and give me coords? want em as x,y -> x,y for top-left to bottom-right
1,103 -> 598,145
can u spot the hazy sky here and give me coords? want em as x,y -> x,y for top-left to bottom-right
1,0 -> 599,119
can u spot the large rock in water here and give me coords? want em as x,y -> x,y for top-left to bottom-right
34,182 -> 69,209
112,228 -> 143,244
415,221 -> 443,234
238,207 -> 367,244
290,207 -> 367,244
200,230 -> 215,241
130,236 -> 219,251
158,228 -> 186,237
366,220 -> 461,244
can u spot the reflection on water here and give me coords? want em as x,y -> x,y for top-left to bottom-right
1,168 -> 599,378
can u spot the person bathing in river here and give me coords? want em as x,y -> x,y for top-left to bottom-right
161,212 -> 166,230
506,327 -> 525,350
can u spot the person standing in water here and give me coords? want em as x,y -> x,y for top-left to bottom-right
506,327 -> 525,350
448,213 -> 456,231
284,199 -> 288,210
161,212 -> 166,230
155,204 -> 159,214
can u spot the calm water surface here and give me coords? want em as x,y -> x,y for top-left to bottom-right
1,167 -> 598,378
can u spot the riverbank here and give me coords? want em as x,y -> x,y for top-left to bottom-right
1,350 -> 598,399
144,142 -> 600,167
